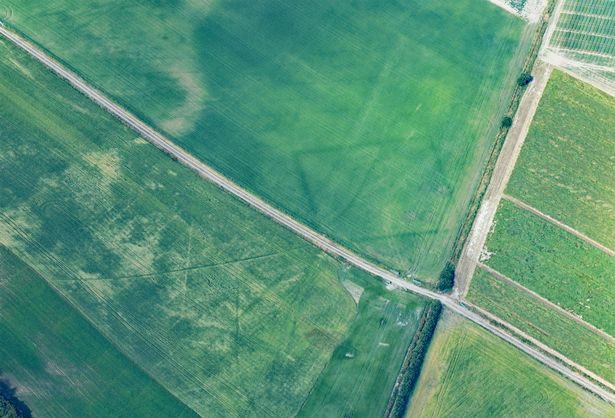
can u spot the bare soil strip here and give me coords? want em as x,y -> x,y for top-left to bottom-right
455,62 -> 553,297
1,26 -> 614,404
555,28 -> 615,40
477,262 -> 615,341
502,194 -> 615,256
561,10 -> 615,20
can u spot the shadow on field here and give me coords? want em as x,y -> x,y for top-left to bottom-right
0,376 -> 32,418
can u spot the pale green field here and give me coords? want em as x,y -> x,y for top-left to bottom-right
406,311 -> 614,418
299,275 -> 427,417
2,0 -> 533,280
0,39 -> 427,417
468,268 -> 615,382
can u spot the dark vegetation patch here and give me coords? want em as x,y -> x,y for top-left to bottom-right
384,301 -> 442,418
0,379 -> 31,418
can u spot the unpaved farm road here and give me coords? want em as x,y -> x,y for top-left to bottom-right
1,26 -> 614,404
455,61 -> 553,296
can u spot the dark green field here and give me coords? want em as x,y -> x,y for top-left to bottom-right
0,39 -> 427,417
2,0 -> 533,280
0,246 -> 197,418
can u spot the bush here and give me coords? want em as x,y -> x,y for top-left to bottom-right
517,72 -> 534,87
437,261 -> 455,292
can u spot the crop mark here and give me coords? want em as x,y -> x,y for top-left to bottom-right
0,6 -> 13,21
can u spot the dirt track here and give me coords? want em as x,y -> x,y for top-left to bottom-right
455,61 -> 553,297
1,25 -> 614,404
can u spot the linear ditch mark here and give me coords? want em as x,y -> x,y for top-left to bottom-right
1,25 -> 614,404
502,194 -> 615,257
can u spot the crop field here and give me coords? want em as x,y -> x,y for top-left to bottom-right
0,40 -> 428,417
0,246 -> 197,418
405,311 -> 613,417
1,0 -> 533,280
481,200 -> 614,335
549,0 -> 615,86
298,274 -> 426,417
506,70 -> 615,248
468,268 -> 615,381
551,0 -> 615,59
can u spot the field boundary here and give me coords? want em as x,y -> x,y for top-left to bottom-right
477,263 -> 614,341
502,194 -> 615,256
464,301 -> 615,393
455,62 -> 553,297
542,50 -> 615,97
384,301 -> 442,418
448,1 -> 554,286
2,24 -> 614,405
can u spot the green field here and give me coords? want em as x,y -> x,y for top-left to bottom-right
0,246 -> 197,418
406,311 -> 613,417
482,200 -> 614,334
468,268 -> 615,382
0,39 -> 428,417
2,0 -> 532,280
552,0 -> 615,60
299,276 -> 426,417
507,70 -> 615,248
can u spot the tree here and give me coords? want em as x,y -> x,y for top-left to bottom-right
517,72 -> 534,87
437,261 -> 455,291
501,116 -> 513,129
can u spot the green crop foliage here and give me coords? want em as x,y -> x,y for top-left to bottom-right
550,0 -> 615,66
468,268 -> 615,382
299,275 -> 429,417
507,70 -> 615,248
0,246 -> 197,418
482,200 -> 614,334
0,40 -> 428,417
406,312 -> 614,417
2,0 -> 532,281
